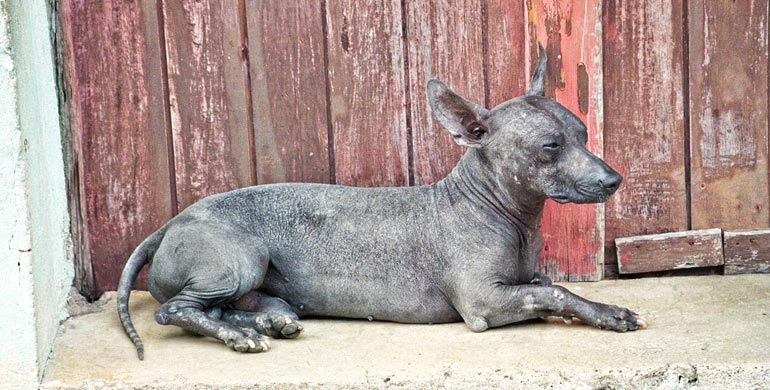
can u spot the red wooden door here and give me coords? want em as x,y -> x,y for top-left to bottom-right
58,0 -> 769,297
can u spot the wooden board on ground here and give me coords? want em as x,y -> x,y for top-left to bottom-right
162,0 -> 253,210
325,0 -> 409,187
602,0 -> 688,278
527,0 -> 604,281
723,230 -> 770,275
246,2 -> 331,185
615,228 -> 724,274
59,0 -> 173,295
405,0 -> 484,185
688,1 -> 769,230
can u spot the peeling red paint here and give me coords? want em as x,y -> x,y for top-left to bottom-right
246,2 -> 331,185
163,0 -> 252,210
485,0 -> 528,106
529,0 -> 604,282
406,0 -> 485,185
326,0 -> 409,187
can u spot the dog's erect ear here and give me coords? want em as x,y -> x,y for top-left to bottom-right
526,43 -> 547,97
427,79 -> 492,148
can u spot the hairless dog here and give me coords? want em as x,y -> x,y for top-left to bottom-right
118,45 -> 645,360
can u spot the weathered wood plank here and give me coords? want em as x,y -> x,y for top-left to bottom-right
163,0 -> 253,209
688,0 -> 769,230
325,0 -> 409,186
602,0 -> 688,278
724,230 -> 770,275
246,1 -> 330,184
485,0 -> 527,106
61,0 -> 173,294
406,0 -> 484,185
527,0 -> 604,281
55,0 -> 94,298
615,228 -> 724,274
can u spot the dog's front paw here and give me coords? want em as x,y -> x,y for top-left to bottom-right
590,304 -> 647,332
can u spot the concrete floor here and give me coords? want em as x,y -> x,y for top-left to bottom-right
42,275 -> 770,389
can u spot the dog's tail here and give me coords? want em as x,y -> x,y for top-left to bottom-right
117,229 -> 164,360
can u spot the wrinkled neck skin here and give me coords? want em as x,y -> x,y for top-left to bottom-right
437,149 -> 545,255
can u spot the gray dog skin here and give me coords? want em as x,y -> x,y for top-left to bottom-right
118,47 -> 646,360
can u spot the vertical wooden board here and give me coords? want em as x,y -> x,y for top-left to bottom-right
406,0 -> 485,185
61,0 -> 173,294
246,2 -> 331,184
163,0 -> 253,210
485,0 -> 527,106
527,0 -> 604,281
602,0 -> 688,278
688,1 -> 769,230
56,0 -> 93,297
325,0 -> 409,187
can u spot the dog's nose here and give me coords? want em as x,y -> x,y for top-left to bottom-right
599,172 -> 622,193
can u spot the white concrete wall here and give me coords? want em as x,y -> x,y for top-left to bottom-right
0,0 -> 73,387
0,1 -> 40,387
8,0 -> 74,377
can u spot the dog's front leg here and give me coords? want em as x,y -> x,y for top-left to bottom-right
463,284 -> 646,333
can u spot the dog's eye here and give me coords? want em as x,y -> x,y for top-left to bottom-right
543,142 -> 561,150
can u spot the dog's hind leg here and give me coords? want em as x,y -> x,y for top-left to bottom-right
216,292 -> 304,339
155,293 -> 270,352
147,221 -> 273,352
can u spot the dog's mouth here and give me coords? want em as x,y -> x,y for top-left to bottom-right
550,185 -> 612,204
550,195 -> 571,204
576,183 -> 613,202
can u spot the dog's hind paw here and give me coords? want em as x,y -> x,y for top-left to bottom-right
224,328 -> 270,353
272,315 -> 304,339
256,313 -> 304,339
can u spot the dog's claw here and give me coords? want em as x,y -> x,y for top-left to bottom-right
635,316 -> 648,328
562,315 -> 573,325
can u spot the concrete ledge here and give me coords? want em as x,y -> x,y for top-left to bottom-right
42,275 -> 770,389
